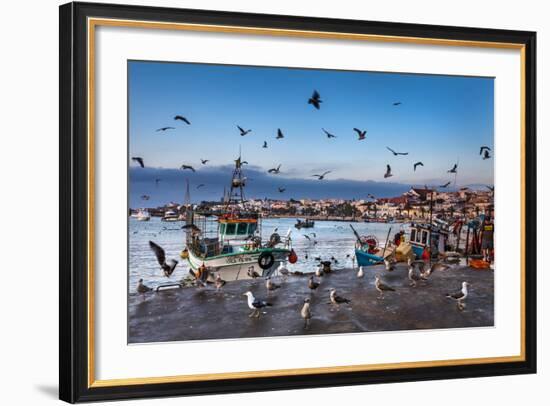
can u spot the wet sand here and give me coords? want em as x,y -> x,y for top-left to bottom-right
128,264 -> 494,343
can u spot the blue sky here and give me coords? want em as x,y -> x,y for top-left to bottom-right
129,61 -> 494,206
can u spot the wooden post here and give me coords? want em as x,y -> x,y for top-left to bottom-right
382,226 -> 392,258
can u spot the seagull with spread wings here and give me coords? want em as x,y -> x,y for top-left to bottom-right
322,128 -> 337,138
149,241 -> 178,277
131,157 -> 144,168
386,146 -> 409,156
268,164 -> 281,174
308,90 -> 322,109
174,115 -> 191,124
180,164 -> 196,172
312,171 -> 331,180
276,128 -> 284,139
237,125 -> 252,136
353,128 -> 367,140
413,161 -> 424,171
156,126 -> 175,132
384,164 -> 393,178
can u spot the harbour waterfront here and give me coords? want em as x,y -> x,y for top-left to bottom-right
129,263 -> 494,343
129,217 -> 403,292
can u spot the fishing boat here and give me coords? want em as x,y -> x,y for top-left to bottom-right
134,209 -> 151,221
408,221 -> 450,259
161,209 -> 180,222
183,154 -> 296,281
294,218 -> 314,229
350,224 -> 393,266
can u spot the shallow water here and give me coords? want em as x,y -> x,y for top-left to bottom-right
129,216 -> 407,292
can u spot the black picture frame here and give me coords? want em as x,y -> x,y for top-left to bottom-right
60,1 -> 537,403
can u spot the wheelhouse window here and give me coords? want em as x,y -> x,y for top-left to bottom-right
421,230 -> 428,244
410,228 -> 417,242
225,223 -> 236,235
236,222 -> 248,235
248,222 -> 257,235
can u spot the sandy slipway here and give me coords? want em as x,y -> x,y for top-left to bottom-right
128,264 -> 494,343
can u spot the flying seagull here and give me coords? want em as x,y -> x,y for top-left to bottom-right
482,149 -> 492,160
479,146 -> 491,155
237,125 -> 252,136
200,159 -> 209,164
174,115 -> 191,124
155,178 -> 161,187
156,126 -> 175,132
393,102 -> 402,106
312,171 -> 331,180
131,157 -> 144,168
375,274 -> 395,299
439,181 -> 451,188
276,129 -> 284,139
148,241 -> 178,277
262,141 -> 268,148
180,164 -> 196,172
243,291 -> 272,318
413,161 -> 424,171
141,194 -> 150,201
301,298 -> 312,329
446,281 -> 470,311
322,128 -> 336,138
384,164 -> 393,178
196,184 -> 205,189
447,163 -> 458,174
308,90 -> 322,109
386,146 -> 409,156
136,278 -> 152,294
329,288 -> 351,307
353,128 -> 367,140
268,164 -> 281,174
278,187 -> 286,193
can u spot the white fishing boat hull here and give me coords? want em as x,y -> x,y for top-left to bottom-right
187,248 -> 291,281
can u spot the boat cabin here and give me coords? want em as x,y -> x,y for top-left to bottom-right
409,222 -> 449,259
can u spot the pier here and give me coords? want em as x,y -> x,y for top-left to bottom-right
129,264 -> 494,343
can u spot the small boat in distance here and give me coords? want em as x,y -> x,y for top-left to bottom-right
135,209 -> 151,221
161,209 -> 180,222
295,218 -> 315,229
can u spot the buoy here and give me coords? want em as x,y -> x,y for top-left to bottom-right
288,249 -> 298,264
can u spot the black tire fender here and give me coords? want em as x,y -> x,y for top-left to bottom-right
258,252 -> 275,270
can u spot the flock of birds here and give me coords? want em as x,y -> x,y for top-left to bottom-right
131,89 -> 493,199
138,240 -> 472,329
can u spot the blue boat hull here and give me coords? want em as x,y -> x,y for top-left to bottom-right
355,249 -> 384,266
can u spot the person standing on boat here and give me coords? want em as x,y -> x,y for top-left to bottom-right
481,217 -> 494,263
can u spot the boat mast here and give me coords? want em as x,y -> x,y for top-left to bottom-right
225,147 -> 247,209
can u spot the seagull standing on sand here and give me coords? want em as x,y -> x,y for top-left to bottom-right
148,241 -> 178,277
247,266 -> 261,279
446,281 -> 470,311
357,266 -> 365,278
375,274 -> 395,299
308,275 -> 320,291
266,276 -> 281,293
384,257 -> 396,272
215,274 -> 226,291
384,164 -> 393,178
329,288 -> 351,307
137,278 -> 152,294
301,298 -> 312,328
243,291 -> 272,318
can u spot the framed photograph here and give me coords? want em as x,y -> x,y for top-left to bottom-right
59,2 -> 536,403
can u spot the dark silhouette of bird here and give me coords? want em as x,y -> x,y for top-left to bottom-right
200,159 -> 209,164
276,128 -> 284,139
308,90 -> 322,109
196,184 -> 205,189
367,194 -> 376,199
262,141 -> 268,148
448,163 -> 458,173
322,128 -> 337,138
312,171 -> 331,180
268,164 -> 281,174
482,149 -> 491,160
132,157 -> 144,168
413,161 -> 424,171
155,178 -> 161,187
439,181 -> 451,188
353,128 -> 367,140
303,234 -> 311,241
237,125 -> 252,136
384,164 -> 393,178
393,102 -> 402,106
137,278 -> 152,294
479,146 -> 491,155
180,164 -> 195,172
149,241 -> 178,277
386,146 -> 409,156
174,115 -> 191,124
486,185 -> 495,192
140,194 -> 150,200
278,187 -> 286,193
156,126 -> 175,132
